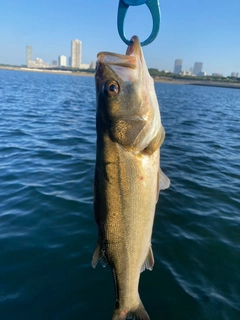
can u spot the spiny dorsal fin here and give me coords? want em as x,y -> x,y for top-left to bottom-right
141,246 -> 154,273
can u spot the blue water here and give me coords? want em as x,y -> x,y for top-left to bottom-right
0,69 -> 239,320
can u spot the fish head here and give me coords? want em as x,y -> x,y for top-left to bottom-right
95,36 -> 162,152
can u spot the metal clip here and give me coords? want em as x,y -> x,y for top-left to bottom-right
117,0 -> 161,46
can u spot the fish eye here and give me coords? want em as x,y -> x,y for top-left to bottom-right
103,80 -> 119,97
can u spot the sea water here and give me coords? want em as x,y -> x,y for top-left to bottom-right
0,70 -> 239,320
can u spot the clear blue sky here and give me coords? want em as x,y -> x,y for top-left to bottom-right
1,0 -> 239,76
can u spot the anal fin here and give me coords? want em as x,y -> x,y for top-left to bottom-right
92,244 -> 101,268
92,244 -> 108,268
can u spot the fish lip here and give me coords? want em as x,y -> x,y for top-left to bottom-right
96,36 -> 141,69
125,35 -> 141,56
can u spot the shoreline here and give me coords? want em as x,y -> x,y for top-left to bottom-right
1,65 -> 240,89
0,65 -> 94,77
153,77 -> 240,89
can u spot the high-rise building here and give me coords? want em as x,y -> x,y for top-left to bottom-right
52,60 -> 58,66
90,61 -> 96,70
26,46 -> 33,66
231,72 -> 239,78
193,62 -> 203,76
71,39 -> 82,68
58,55 -> 67,67
174,59 -> 183,74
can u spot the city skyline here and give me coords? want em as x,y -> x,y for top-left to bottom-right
0,0 -> 240,76
25,39 -> 90,70
173,60 -> 206,76
23,43 -> 232,78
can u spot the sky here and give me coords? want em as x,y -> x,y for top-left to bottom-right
0,0 -> 240,76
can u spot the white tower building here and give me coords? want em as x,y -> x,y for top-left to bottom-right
71,39 -> 82,68
58,55 -> 67,67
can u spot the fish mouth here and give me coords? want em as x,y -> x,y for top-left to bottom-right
97,36 -> 142,70
97,36 -> 143,81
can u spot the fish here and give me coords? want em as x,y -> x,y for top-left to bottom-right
92,35 -> 170,320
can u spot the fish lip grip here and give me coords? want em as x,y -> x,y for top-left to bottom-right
117,0 -> 161,46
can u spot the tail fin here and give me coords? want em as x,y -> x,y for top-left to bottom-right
112,301 -> 150,320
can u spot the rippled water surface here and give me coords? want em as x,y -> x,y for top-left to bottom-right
0,70 -> 239,320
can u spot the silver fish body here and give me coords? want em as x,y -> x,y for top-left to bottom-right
92,36 -> 170,320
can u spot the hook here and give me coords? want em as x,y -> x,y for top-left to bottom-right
117,0 -> 161,46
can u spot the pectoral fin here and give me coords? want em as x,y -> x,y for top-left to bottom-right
156,168 -> 170,202
143,125 -> 165,155
141,246 -> 154,272
159,168 -> 170,190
